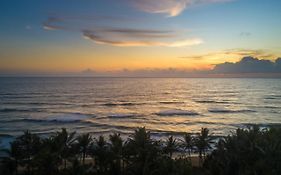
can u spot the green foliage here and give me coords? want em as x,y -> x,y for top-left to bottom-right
124,127 -> 162,175
91,135 -> 110,174
204,126 -> 281,175
76,133 -> 92,165
163,136 -> 178,158
182,133 -> 194,158
108,133 -> 123,175
1,126 -> 280,175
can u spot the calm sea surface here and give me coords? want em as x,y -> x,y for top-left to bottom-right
1,77 -> 281,145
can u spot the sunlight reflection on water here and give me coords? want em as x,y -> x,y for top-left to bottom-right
0,77 -> 281,140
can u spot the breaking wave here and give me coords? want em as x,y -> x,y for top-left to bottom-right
208,108 -> 256,113
155,109 -> 199,116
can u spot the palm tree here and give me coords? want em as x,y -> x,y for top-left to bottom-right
194,128 -> 213,166
0,141 -> 22,175
77,133 -> 92,165
16,130 -> 41,174
91,135 -> 109,173
52,128 -> 76,169
33,137 -> 62,175
109,133 -> 123,175
163,136 -> 178,158
126,127 -> 160,175
203,126 -> 281,175
127,127 -> 153,160
182,133 -> 193,159
109,133 -> 123,157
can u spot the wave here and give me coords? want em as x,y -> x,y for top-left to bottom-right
107,113 -> 138,118
5,113 -> 94,124
45,113 -> 93,122
243,123 -> 281,128
1,96 -> 33,99
195,100 -> 231,104
208,108 -> 256,113
155,109 -> 199,116
263,106 -> 280,109
1,102 -> 74,106
0,108 -> 44,113
103,102 -> 140,106
0,133 -> 13,138
264,95 -> 281,100
159,101 -> 184,104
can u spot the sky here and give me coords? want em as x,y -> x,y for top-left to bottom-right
0,0 -> 281,75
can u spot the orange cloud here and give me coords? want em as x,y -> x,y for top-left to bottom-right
83,30 -> 203,47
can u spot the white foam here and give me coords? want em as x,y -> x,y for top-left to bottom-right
45,113 -> 91,122
156,109 -> 199,116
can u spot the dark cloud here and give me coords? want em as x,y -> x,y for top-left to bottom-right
213,56 -> 281,73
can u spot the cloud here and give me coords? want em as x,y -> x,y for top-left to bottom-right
213,56 -> 281,73
180,49 -> 275,60
102,29 -> 176,38
240,32 -> 251,37
80,57 -> 281,77
129,0 -> 233,17
79,67 -> 197,77
43,15 -> 203,47
83,30 -> 203,47
130,0 -> 189,17
43,17 -> 65,30
223,49 -> 274,58
25,25 -> 32,30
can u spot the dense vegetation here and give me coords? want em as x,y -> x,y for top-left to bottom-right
0,126 -> 280,175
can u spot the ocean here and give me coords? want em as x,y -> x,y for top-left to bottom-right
0,77 -> 281,146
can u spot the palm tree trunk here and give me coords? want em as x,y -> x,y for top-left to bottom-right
188,149 -> 191,160
15,160 -> 18,175
64,159 -> 67,169
82,152 -> 85,165
199,150 -> 203,167
122,158 -> 125,175
27,158 -> 31,175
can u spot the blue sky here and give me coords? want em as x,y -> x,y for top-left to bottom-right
0,0 -> 281,73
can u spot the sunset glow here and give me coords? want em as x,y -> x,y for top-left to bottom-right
0,0 -> 281,75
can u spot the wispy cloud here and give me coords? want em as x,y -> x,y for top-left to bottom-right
83,30 -> 203,47
43,17 -> 65,30
224,49 -> 274,58
129,0 -> 233,17
181,49 -> 275,60
102,29 -> 176,38
130,0 -> 189,17
43,15 -> 203,47
240,32 -> 251,37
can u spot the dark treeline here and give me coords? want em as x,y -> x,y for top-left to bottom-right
0,126 -> 281,175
